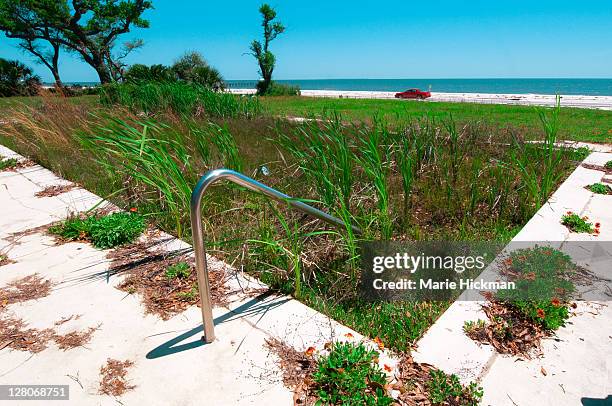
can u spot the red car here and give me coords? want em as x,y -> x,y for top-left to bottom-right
395,88 -> 431,99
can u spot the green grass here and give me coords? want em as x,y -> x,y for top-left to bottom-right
260,96 -> 612,143
49,212 -> 146,249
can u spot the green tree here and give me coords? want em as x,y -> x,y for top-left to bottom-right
0,0 -> 152,84
0,58 -> 41,96
171,51 -> 225,90
249,4 -> 284,95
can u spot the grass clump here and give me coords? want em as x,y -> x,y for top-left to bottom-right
0,157 -> 18,170
165,261 -> 191,279
99,81 -> 261,118
587,182 -> 612,195
605,160 -> 612,169
49,212 -> 146,249
312,341 -> 393,406
561,212 -> 595,234
427,369 -> 483,406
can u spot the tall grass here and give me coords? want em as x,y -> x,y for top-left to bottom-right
79,117 -> 195,237
99,81 -> 261,119
511,97 -> 566,211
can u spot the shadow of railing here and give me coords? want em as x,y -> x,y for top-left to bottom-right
145,292 -> 290,359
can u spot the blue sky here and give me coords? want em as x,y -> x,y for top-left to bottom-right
1,1 -> 611,82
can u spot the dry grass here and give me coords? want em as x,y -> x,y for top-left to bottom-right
109,240 -> 230,320
264,338 -> 317,405
464,301 -> 551,358
35,183 -> 77,197
0,274 -> 52,307
0,316 -> 55,353
54,325 -> 99,350
98,359 -> 136,397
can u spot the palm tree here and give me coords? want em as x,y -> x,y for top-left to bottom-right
0,58 -> 41,97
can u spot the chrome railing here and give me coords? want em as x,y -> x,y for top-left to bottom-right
190,168 -> 362,343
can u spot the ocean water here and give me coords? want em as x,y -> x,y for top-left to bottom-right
225,78 -> 612,96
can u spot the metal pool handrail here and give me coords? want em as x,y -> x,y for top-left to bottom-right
190,168 -> 362,343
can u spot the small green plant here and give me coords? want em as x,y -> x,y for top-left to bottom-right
0,157 -> 18,170
462,319 -> 486,334
312,341 -> 393,406
177,285 -> 198,301
165,261 -> 191,279
497,247 -> 579,330
587,182 -> 611,195
561,212 -> 595,234
605,160 -> 612,169
49,212 -> 146,249
427,369 -> 483,406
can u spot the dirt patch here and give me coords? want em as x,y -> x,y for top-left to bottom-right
110,241 -> 230,320
464,301 -> 549,358
35,183 -> 77,197
0,274 -> 52,307
264,338 -> 317,405
98,359 -> 136,397
54,325 -> 100,350
581,163 -> 612,174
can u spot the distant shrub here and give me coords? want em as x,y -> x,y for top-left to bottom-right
99,82 -> 260,118
171,51 -> 225,91
124,64 -> 176,83
257,81 -> 300,96
0,58 -> 41,97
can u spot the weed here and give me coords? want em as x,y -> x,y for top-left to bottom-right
427,369 -> 483,406
604,160 -> 612,169
497,247 -> 579,330
49,212 -> 146,249
165,261 -> 191,279
176,285 -> 198,301
588,182 -> 611,195
312,341 -> 393,406
561,212 -> 596,234
462,319 -> 486,334
0,157 -> 18,170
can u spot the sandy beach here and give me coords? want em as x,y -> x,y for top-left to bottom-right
230,88 -> 612,110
